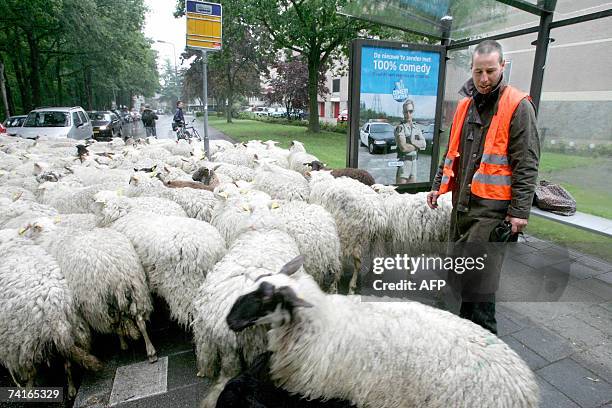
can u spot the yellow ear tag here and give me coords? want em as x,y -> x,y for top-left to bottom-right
18,227 -> 26,235
271,202 -> 280,209
116,188 -> 123,196
239,189 -> 247,195
241,204 -> 251,212
54,216 -> 62,224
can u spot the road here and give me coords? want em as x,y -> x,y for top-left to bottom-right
122,114 -> 234,143
357,145 -> 432,185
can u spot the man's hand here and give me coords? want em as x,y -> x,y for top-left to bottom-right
427,191 -> 439,209
505,216 -> 528,234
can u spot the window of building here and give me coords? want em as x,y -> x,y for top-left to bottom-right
332,78 -> 340,93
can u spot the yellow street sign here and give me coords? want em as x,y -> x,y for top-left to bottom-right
186,1 -> 222,51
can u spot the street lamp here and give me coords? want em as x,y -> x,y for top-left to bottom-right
156,40 -> 178,76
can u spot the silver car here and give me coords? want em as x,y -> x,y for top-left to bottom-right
17,107 -> 93,140
2,115 -> 27,136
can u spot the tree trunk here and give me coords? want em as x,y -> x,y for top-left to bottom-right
0,62 -> 11,119
56,56 -> 63,106
10,49 -> 31,112
307,54 -> 320,133
25,31 -> 42,108
225,63 -> 233,123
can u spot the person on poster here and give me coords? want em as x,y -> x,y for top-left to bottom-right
395,99 -> 426,183
426,40 -> 540,334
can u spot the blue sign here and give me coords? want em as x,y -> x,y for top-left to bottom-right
186,0 -> 222,16
360,46 -> 440,96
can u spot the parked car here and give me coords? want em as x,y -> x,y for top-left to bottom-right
269,107 -> 287,118
88,111 -> 123,140
16,107 -> 93,140
359,121 -> 396,154
337,109 -> 349,122
2,115 -> 27,136
253,107 -> 272,117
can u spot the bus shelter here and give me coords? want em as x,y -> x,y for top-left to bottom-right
341,0 -> 612,193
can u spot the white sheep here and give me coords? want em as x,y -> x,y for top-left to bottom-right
0,197 -> 59,229
127,173 -> 218,222
93,192 -> 227,327
23,218 -> 158,362
0,229 -> 101,396
212,144 -> 257,168
193,228 -> 301,408
252,160 -> 310,201
309,171 -> 387,294
227,259 -> 539,408
287,140 -> 318,175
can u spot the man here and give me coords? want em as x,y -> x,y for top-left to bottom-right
395,99 -> 426,184
141,104 -> 158,138
173,100 -> 185,132
426,40 -> 540,333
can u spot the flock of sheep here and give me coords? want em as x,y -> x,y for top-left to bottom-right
0,134 -> 539,407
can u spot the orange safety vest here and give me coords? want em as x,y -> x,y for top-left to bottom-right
437,86 -> 530,201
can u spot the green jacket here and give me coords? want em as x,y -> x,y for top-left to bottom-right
432,78 -> 540,220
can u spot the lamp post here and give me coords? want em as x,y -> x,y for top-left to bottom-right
156,40 -> 178,76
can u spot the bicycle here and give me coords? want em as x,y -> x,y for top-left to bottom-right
175,118 -> 202,142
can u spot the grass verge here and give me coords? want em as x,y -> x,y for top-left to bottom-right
208,117 -> 347,168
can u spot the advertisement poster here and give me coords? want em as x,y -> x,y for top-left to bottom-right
356,44 -> 442,185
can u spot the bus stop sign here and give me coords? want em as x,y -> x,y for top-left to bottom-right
186,0 -> 222,51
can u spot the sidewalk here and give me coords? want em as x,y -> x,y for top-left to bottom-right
72,237 -> 612,408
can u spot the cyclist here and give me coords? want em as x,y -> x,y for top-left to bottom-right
173,100 -> 185,132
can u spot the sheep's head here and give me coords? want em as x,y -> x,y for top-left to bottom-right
289,140 -> 306,153
226,255 -> 312,332
304,160 -> 326,171
21,217 -> 57,239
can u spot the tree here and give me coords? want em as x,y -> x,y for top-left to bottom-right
0,0 -> 158,120
265,58 -> 327,120
175,0 -> 273,123
241,0 -> 371,132
158,59 -> 182,109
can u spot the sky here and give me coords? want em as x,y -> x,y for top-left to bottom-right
144,0 -> 192,72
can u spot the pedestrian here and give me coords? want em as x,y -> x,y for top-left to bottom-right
141,104 -> 158,138
173,100 -> 185,133
426,40 -> 540,334
394,99 -> 426,184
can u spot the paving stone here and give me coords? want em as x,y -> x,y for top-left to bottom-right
523,238 -> 553,250
109,357 -> 168,406
506,243 -> 539,256
552,260 -> 607,280
166,351 -> 207,390
537,358 -> 612,408
119,382 -> 209,408
556,284 -> 605,303
570,278 -> 612,302
536,375 -> 581,408
575,257 -> 612,273
542,314 -> 609,350
497,302 -> 536,328
571,344 -> 612,385
497,313 -> 524,336
512,326 -> 575,363
596,272 -> 612,285
574,304 -> 612,338
515,251 -> 568,270
501,335 -> 549,371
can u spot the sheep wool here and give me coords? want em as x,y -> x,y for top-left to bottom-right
25,218 -> 157,361
0,230 -> 100,390
237,272 -> 539,408
253,161 -> 310,201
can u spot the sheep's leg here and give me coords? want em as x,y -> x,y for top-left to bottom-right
349,251 -> 362,295
64,360 -> 77,399
196,343 -> 219,378
136,315 -> 158,363
8,370 -> 22,388
24,367 -> 36,389
118,334 -> 129,351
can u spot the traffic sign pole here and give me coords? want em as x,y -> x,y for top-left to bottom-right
185,0 -> 221,160
201,50 -> 210,160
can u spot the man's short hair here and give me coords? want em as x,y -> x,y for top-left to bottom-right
473,40 -> 504,63
402,99 -> 415,112
176,100 -> 182,107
